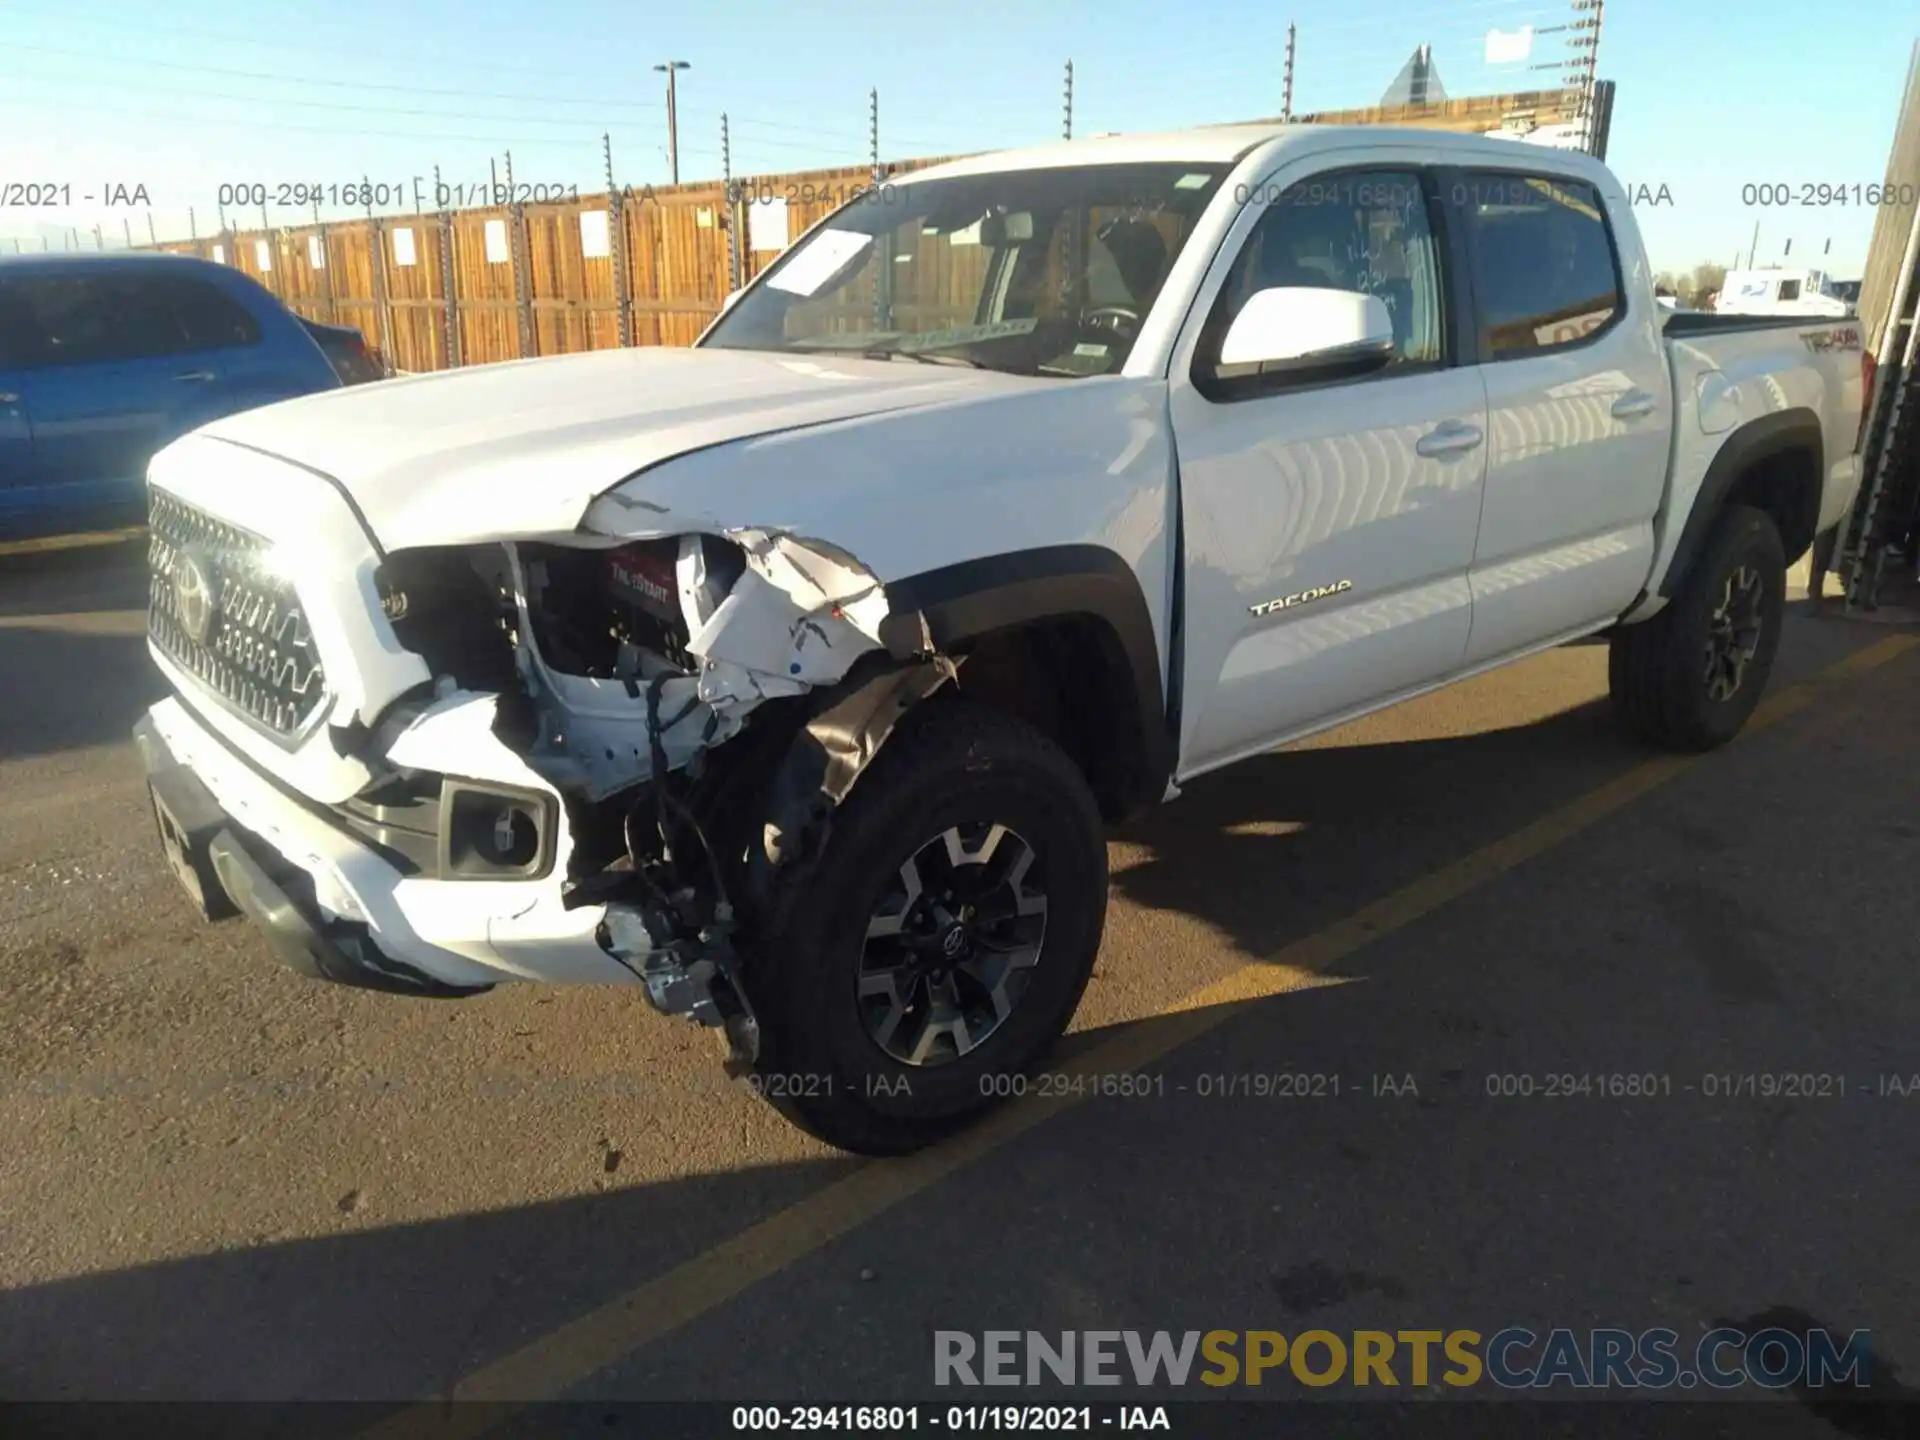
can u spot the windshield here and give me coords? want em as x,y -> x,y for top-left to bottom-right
701,161 -> 1229,378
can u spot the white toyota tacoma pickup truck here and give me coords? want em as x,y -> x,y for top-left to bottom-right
135,126 -> 1868,1153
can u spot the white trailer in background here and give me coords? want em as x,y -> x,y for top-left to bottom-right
1716,268 -> 1854,318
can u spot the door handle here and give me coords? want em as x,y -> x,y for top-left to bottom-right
1415,420 -> 1484,458
1611,389 -> 1658,420
175,370 -> 216,383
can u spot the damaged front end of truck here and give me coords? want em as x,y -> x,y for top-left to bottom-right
363,520 -> 960,1071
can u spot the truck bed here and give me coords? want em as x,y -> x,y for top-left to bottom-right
1663,312 -> 1857,336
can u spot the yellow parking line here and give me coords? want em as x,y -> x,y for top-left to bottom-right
364,632 -> 1918,1432
0,525 -> 146,558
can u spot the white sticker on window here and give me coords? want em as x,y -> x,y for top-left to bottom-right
748,196 -> 789,252
392,226 -> 417,267
212,243 -> 227,265
484,218 -> 510,263
307,235 -> 325,270
1174,173 -> 1213,190
767,229 -> 873,296
255,239 -> 272,272
1073,342 -> 1110,357
580,209 -> 612,257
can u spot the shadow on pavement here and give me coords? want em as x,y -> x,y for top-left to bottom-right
0,625 -> 164,763
1,622 -> 1912,1423
0,539 -> 150,621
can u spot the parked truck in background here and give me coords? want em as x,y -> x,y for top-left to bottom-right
132,126 -> 1867,1154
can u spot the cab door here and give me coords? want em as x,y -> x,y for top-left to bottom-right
1442,168 -> 1673,667
1167,156 -> 1488,778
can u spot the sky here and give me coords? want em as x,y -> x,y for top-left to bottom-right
0,0 -> 1914,277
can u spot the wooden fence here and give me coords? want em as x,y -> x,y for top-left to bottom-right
161,88 -> 1582,373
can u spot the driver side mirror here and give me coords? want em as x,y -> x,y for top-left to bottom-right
1218,286 -> 1396,378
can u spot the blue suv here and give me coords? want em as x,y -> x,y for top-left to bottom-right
0,252 -> 374,541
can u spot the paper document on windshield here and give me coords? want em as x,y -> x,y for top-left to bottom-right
767,230 -> 874,296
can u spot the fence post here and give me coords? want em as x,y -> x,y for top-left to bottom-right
722,114 -> 740,294
605,133 -> 632,347
320,226 -> 339,325
511,200 -> 535,358
369,215 -> 394,366
436,166 -> 461,371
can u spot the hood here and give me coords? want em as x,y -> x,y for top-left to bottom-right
192,346 -> 1031,551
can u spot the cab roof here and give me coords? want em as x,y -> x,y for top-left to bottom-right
904,124 -> 1615,187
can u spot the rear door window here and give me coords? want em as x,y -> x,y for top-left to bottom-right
1456,172 -> 1623,358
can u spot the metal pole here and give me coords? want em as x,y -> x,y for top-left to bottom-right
654,62 -> 689,185
1282,24 -> 1296,121
93,225 -> 103,251
869,87 -> 880,182
123,216 -> 132,249
1749,220 -> 1760,269
504,150 -> 514,197
605,131 -> 632,347
1063,59 -> 1073,140
490,156 -> 500,205
146,212 -> 156,246
667,73 -> 679,185
189,207 -> 197,242
435,163 -> 461,370
367,176 -> 393,367
722,112 -> 740,292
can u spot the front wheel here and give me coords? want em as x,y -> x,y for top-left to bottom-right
1609,503 -> 1787,751
745,699 -> 1109,1155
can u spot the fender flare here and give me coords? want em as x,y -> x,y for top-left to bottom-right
751,546 -> 1173,885
878,544 -> 1174,816
1658,408 -> 1824,597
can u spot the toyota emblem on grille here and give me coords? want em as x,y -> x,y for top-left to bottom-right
172,548 -> 219,645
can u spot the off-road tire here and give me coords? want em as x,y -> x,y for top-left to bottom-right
1609,503 -> 1787,751
746,697 -> 1108,1155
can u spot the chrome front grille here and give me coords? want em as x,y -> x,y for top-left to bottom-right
148,488 -> 328,737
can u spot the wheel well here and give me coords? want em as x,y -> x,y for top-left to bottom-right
1723,445 -> 1822,566
950,618 -> 1154,823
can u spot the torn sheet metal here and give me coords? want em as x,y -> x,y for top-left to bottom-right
505,529 -> 895,800
759,655 -> 960,869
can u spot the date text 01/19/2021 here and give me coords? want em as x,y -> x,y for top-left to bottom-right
731,1405 -> 1170,1431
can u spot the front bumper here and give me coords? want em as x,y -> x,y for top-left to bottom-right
137,713 -> 487,996
135,696 -> 638,992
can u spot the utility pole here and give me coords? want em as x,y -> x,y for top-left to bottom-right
1063,59 -> 1074,140
490,156 -> 500,203
123,216 -> 132,249
146,212 -> 156,246
654,61 -> 690,184
869,87 -> 880,182
188,207 -> 197,242
1749,220 -> 1761,269
1282,23 -> 1296,121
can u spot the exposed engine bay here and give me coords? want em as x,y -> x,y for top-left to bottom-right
370,525 -> 956,1068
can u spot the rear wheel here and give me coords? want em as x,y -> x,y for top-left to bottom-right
745,699 -> 1108,1155
1609,503 -> 1786,751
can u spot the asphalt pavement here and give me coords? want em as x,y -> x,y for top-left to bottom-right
1,538 -> 1917,1437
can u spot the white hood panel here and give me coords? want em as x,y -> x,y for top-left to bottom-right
186,346 -> 1030,551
